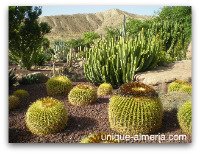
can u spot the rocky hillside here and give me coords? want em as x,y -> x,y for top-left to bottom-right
39,9 -> 150,41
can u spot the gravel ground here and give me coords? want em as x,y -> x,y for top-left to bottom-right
9,83 -> 192,143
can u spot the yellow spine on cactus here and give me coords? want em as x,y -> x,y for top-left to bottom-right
46,76 -> 72,96
108,82 -> 163,135
68,83 -> 97,106
177,101 -> 192,134
97,83 -> 113,96
25,97 -> 68,136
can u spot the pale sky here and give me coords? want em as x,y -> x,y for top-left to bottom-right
41,5 -> 163,16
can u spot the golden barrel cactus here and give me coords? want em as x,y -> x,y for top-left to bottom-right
25,97 -> 68,135
97,83 -> 113,97
46,76 -> 72,96
108,82 -> 163,135
68,83 -> 97,106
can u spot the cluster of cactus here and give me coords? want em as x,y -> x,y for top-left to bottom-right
177,101 -> 192,134
80,133 -> 118,143
84,20 -> 186,86
9,95 -> 20,110
168,80 -> 192,94
9,68 -> 17,87
68,83 -> 97,106
25,97 -> 68,135
19,72 -> 49,85
108,82 -> 163,135
52,40 -> 73,65
150,21 -> 186,61
84,28 -> 161,86
46,76 -> 72,96
97,83 -> 113,97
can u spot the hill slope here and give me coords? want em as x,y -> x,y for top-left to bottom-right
39,9 -> 150,41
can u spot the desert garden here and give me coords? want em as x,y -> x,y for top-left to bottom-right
9,6 -> 192,143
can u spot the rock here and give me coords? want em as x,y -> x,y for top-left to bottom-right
186,42 -> 192,59
136,60 -> 192,86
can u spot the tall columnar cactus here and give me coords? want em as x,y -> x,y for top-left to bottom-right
177,101 -> 192,134
84,21 -> 186,86
84,28 -> 160,86
108,82 -> 163,135
150,21 -> 186,60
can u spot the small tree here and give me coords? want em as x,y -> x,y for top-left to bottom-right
83,32 -> 100,48
9,6 -> 51,70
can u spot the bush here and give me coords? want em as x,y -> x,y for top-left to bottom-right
9,68 -> 17,87
97,83 -> 113,97
25,97 -> 68,135
108,82 -> 163,135
68,83 -> 97,106
177,101 -> 192,134
33,52 -> 50,66
13,89 -> 29,102
9,95 -> 20,110
80,133 -> 119,143
168,80 -> 192,94
46,76 -> 72,96
19,72 -> 49,85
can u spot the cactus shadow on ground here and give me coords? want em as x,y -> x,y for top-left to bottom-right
161,109 -> 179,133
64,116 -> 98,133
9,128 -> 33,143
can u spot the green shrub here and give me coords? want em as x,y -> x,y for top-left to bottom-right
108,82 -> 163,135
13,89 -> 29,102
9,68 -> 17,87
80,133 -> 118,143
168,80 -> 192,94
46,76 -> 72,96
19,72 -> 49,85
68,83 -> 97,106
25,97 -> 68,135
97,83 -> 113,97
33,52 -> 50,66
9,95 -> 20,110
177,101 -> 192,134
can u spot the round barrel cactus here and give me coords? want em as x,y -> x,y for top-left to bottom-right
68,83 -> 97,106
108,82 -> 163,135
46,76 -> 72,96
177,101 -> 192,134
168,80 -> 192,94
97,83 -> 113,97
9,95 -> 20,110
13,89 -> 29,102
80,133 -> 118,143
25,97 -> 68,135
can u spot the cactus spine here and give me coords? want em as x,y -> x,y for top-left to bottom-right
84,28 -> 160,86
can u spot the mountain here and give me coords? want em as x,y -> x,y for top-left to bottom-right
38,9 -> 150,41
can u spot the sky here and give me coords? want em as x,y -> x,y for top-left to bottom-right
41,6 -> 163,16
